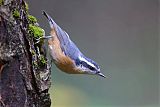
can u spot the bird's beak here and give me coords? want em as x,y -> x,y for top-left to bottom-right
97,72 -> 106,78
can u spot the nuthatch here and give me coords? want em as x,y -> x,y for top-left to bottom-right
42,11 -> 106,78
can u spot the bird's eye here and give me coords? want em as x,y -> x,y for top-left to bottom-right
89,66 -> 96,71
79,61 -> 96,71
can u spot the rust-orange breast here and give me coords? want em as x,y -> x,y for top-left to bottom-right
48,28 -> 79,74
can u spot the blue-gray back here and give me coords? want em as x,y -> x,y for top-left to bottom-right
43,11 -> 83,61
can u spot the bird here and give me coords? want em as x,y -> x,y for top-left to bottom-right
42,11 -> 106,78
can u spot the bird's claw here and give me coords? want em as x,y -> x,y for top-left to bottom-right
35,36 -> 53,44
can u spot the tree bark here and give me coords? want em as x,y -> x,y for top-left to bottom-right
0,0 -> 51,107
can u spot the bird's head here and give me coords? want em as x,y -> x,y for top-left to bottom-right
75,55 -> 106,78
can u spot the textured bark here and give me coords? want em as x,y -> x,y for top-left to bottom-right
0,0 -> 51,107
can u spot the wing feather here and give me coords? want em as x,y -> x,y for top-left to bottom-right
43,11 -> 82,60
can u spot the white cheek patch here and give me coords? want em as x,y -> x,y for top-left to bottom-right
78,56 -> 96,69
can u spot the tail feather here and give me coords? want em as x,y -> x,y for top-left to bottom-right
42,10 -> 57,28
42,10 -> 74,56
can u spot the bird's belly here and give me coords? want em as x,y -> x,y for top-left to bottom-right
48,45 -> 56,61
55,62 -> 78,74
48,28 -> 82,74
48,44 -> 78,74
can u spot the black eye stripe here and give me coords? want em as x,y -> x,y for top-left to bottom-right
89,66 -> 96,70
75,57 -> 99,71
80,61 -> 96,71
80,61 -> 88,67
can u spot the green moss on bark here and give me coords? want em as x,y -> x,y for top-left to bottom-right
28,24 -> 44,39
12,10 -> 20,18
28,15 -> 37,23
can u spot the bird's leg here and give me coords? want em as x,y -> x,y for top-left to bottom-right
35,35 -> 53,44
42,36 -> 53,39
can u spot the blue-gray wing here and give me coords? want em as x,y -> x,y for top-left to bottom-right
43,11 -> 82,60
56,26 -> 83,60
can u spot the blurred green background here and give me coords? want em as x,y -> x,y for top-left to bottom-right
28,0 -> 159,107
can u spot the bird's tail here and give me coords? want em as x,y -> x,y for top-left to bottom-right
42,10 -> 57,29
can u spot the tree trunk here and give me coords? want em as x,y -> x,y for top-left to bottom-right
0,0 -> 51,107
